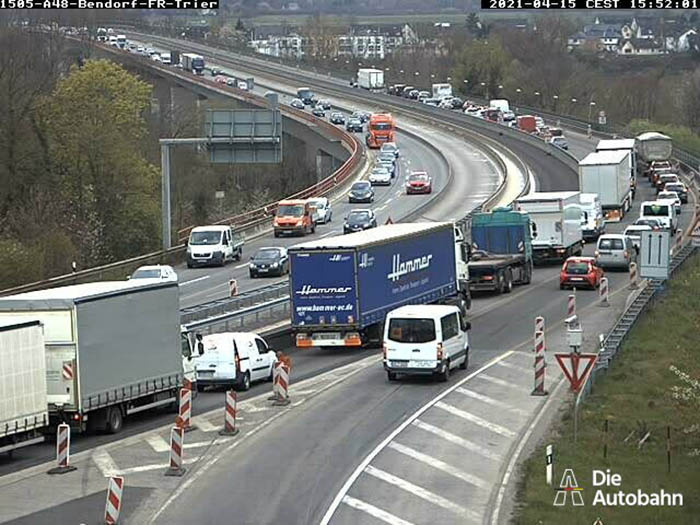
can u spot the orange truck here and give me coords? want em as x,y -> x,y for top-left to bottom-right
273,199 -> 316,237
366,113 -> 396,149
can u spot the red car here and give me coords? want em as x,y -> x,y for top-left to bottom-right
559,256 -> 604,290
406,171 -> 432,194
214,75 -> 228,84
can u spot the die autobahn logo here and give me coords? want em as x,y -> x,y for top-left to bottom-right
550,464 -> 684,508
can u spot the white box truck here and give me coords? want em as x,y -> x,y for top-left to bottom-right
578,150 -> 632,222
432,83 -> 453,100
357,68 -> 385,91
596,138 -> 637,198
0,280 -> 195,435
0,320 -> 49,454
515,191 -> 583,263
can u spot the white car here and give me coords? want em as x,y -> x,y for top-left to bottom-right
380,142 -> 400,158
129,264 -> 178,282
369,167 -> 392,186
307,197 -> 332,224
623,225 -> 652,250
657,191 -> 682,215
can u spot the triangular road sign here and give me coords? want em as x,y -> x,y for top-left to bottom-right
554,353 -> 597,393
385,217 -> 394,225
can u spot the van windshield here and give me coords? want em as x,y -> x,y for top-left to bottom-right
190,231 -> 222,245
277,204 -> 304,217
599,238 -> 624,250
642,204 -> 669,217
388,318 -> 436,344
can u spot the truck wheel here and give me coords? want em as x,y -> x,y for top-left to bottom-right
387,371 -> 397,381
494,272 -> 503,295
274,231 -> 280,238
459,350 -> 469,370
438,361 -> 450,382
238,372 -> 251,391
105,406 -> 123,434
523,262 -> 533,285
186,262 -> 193,269
504,270 -> 513,293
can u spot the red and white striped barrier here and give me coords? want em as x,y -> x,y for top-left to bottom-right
534,329 -> 545,355
104,476 -> 124,525
598,277 -> 610,307
271,362 -> 291,406
165,426 -> 186,477
535,315 -> 545,336
628,262 -> 639,289
62,360 -> 74,381
229,278 -> 238,297
219,390 -> 240,436
532,330 -> 548,396
567,294 -> 576,318
48,423 -> 77,474
183,377 -> 194,392
176,388 -> 195,432
673,229 -> 683,256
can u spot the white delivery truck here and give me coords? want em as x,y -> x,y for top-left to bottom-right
578,150 -> 632,222
596,138 -> 637,198
0,320 -> 49,454
515,191 -> 583,263
579,193 -> 605,241
160,52 -> 172,65
432,83 -> 453,100
0,280 -> 195,435
357,68 -> 385,91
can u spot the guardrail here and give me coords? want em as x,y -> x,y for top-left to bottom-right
0,42 -> 364,298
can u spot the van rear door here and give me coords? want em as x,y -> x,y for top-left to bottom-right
385,316 -> 439,369
197,337 -> 237,383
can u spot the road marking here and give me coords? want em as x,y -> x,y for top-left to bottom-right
364,465 -> 478,521
145,434 -> 170,453
319,350 -> 513,525
455,387 -> 529,416
388,442 -> 490,490
92,449 -> 119,477
179,276 -> 210,287
342,495 -> 414,525
411,419 -> 502,461
435,401 -> 516,438
118,457 -> 199,475
377,204 -> 388,211
478,373 -> 525,390
234,263 -> 248,269
495,360 -> 531,373
195,418 -> 218,433
386,198 -> 393,204
319,231 -> 337,238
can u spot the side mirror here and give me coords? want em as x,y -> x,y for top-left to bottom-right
465,321 -> 472,331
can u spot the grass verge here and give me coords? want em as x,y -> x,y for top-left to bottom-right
513,255 -> 700,525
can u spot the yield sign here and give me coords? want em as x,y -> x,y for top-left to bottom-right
554,353 -> 597,393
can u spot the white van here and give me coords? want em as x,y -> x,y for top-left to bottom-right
639,200 -> 677,233
195,332 -> 277,391
186,225 -> 245,268
595,234 -> 635,270
383,305 -> 470,383
579,193 -> 605,240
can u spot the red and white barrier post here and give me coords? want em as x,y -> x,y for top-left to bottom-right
598,277 -> 610,307
229,278 -> 238,297
176,388 -> 196,432
219,390 -> 240,436
48,423 -> 77,474
272,362 -> 291,406
673,229 -> 683,256
183,376 -> 194,392
165,426 -> 186,477
628,262 -> 639,290
104,476 -> 124,525
535,316 -> 545,336
532,330 -> 548,396
567,293 -> 576,318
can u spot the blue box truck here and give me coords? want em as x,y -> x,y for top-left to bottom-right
468,207 -> 533,294
289,222 -> 470,348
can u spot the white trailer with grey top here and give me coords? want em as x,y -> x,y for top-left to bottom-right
596,138 -> 637,197
578,150 -> 632,221
0,320 -> 49,454
0,280 -> 191,435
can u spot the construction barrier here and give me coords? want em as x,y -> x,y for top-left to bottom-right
165,426 -> 186,477
104,476 -> 124,525
176,388 -> 195,432
532,330 -> 548,396
271,362 -> 291,406
546,445 -> 553,486
567,293 -> 576,318
219,390 -> 240,436
229,279 -> 238,297
535,315 -> 545,336
673,228 -> 683,255
628,262 -> 639,290
48,423 -> 77,474
183,377 -> 194,392
598,277 -> 610,307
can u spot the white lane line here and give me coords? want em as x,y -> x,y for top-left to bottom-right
234,263 -> 248,269
145,434 -> 170,453
411,419 -> 502,461
377,204 -> 388,211
195,418 -> 218,433
319,231 -> 337,238
496,360 -> 531,373
342,495 -> 415,525
319,350 -> 513,525
386,198 -> 393,204
365,465 -> 478,521
118,457 -> 199,475
179,276 -> 210,287
479,373 -> 525,390
455,387 -> 529,416
435,401 -> 516,438
92,449 -> 119,477
185,437 -> 234,449
388,442 -> 490,490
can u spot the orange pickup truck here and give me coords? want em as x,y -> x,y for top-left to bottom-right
273,199 -> 316,237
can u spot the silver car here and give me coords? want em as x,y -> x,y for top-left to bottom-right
595,234 -> 635,270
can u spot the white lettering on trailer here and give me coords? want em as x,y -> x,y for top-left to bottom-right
296,285 -> 352,296
387,253 -> 433,282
